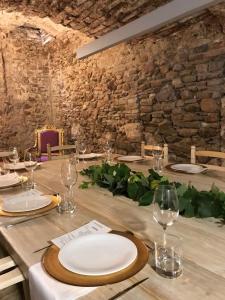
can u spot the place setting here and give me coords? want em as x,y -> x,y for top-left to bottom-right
0,149 -> 60,218
41,224 -> 149,287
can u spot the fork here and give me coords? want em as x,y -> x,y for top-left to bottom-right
108,277 -> 149,300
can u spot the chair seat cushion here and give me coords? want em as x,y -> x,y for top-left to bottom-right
38,155 -> 49,162
40,131 -> 59,153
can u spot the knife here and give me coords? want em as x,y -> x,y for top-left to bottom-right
108,277 -> 149,300
4,213 -> 51,229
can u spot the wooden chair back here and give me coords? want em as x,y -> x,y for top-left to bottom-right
47,144 -> 76,160
191,145 -> 225,164
141,142 -> 168,164
35,125 -> 64,156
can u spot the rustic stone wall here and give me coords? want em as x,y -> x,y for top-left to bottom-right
0,28 -> 51,152
1,6 -> 225,162
47,11 -> 225,161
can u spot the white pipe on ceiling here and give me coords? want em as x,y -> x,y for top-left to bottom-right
76,0 -> 223,59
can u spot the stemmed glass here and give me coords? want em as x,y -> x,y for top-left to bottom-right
103,141 -> 112,164
152,185 -> 179,246
60,160 -> 78,213
24,151 -> 38,189
9,147 -> 19,173
79,142 -> 86,164
152,144 -> 163,173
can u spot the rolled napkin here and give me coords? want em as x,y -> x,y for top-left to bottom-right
29,220 -> 111,300
0,172 -> 20,188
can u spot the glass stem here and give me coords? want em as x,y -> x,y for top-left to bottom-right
163,226 -> 167,247
31,169 -> 34,189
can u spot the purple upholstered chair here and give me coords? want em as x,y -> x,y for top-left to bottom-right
32,126 -> 64,162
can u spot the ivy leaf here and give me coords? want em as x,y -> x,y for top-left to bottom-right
79,181 -> 91,189
139,191 -> 154,206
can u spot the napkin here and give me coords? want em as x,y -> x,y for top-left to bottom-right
29,220 -> 111,300
0,173 -> 20,188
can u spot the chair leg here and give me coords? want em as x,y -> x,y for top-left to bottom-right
191,146 -> 196,164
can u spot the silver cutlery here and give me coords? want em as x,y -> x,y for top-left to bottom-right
5,213 -> 50,229
108,277 -> 149,300
33,244 -> 51,253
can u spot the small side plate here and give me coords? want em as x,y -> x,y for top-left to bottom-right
166,163 -> 207,174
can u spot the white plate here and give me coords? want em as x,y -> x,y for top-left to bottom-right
58,233 -> 137,275
5,162 -> 42,170
2,194 -> 51,212
0,173 -> 21,188
117,155 -> 143,162
170,163 -> 207,174
78,153 -> 104,159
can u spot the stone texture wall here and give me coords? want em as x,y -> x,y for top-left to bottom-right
1,7 -> 225,162
47,12 -> 225,161
0,28 -> 51,151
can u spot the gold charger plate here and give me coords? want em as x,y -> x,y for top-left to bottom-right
42,231 -> 149,286
0,176 -> 28,190
0,195 -> 59,217
165,163 -> 207,174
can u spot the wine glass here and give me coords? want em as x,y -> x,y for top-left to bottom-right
153,185 -> 179,246
103,141 -> 112,164
24,151 -> 38,189
152,144 -> 163,173
79,142 -> 86,163
60,160 -> 78,213
9,147 -> 19,173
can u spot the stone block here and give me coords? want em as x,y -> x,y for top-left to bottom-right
200,98 -> 218,112
156,84 -> 176,102
177,128 -> 198,137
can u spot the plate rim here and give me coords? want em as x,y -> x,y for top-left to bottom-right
0,175 -> 27,189
0,195 -> 59,217
42,230 -> 149,286
58,233 -> 138,276
2,195 -> 52,213
116,155 -> 144,162
5,162 -> 41,170
166,163 -> 207,174
78,153 -> 104,159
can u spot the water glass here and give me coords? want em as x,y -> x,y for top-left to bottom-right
103,141 -> 112,164
9,147 -> 19,172
24,151 -> 38,189
0,158 -> 10,175
153,156 -> 163,173
153,233 -> 183,279
59,160 -> 77,214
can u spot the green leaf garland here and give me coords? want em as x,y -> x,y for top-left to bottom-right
80,162 -> 225,220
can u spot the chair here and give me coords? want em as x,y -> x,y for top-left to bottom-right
141,142 -> 168,165
30,125 -> 64,162
191,145 -> 225,164
47,144 -> 77,160
0,256 -> 24,290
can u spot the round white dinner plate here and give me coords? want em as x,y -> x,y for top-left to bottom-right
170,163 -> 207,174
2,195 -> 51,212
117,155 -> 143,162
58,233 -> 138,275
0,173 -> 21,188
78,153 -> 104,159
5,162 -> 42,170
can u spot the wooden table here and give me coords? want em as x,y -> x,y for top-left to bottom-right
0,159 -> 225,300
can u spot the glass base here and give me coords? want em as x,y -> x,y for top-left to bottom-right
151,258 -> 183,279
57,202 -> 76,214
